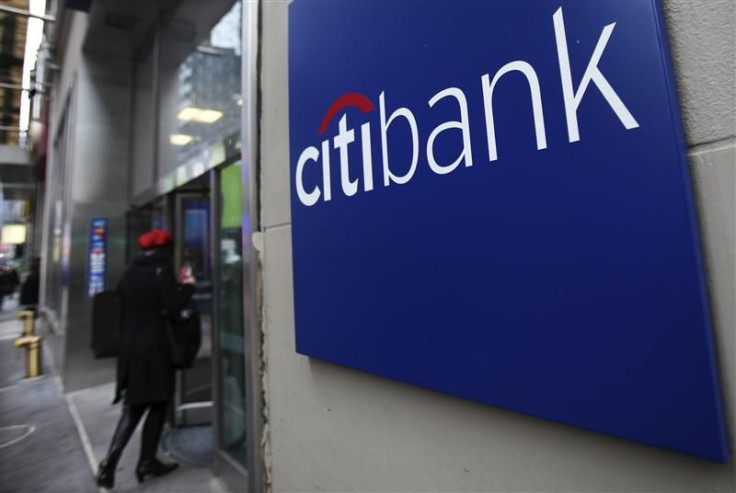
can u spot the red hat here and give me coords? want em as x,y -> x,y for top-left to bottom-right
138,229 -> 174,251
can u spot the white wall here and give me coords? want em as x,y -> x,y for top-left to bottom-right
258,0 -> 735,491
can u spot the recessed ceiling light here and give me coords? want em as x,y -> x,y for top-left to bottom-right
177,107 -> 223,123
170,134 -> 193,146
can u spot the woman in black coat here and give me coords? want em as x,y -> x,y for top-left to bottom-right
97,230 -> 195,489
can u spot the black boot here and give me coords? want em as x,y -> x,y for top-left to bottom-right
135,401 -> 177,484
135,459 -> 179,483
96,404 -> 145,489
96,458 -> 117,489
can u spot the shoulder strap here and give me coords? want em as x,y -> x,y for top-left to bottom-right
155,266 -> 168,316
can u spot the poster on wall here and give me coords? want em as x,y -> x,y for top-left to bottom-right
87,218 -> 108,298
288,0 -> 730,462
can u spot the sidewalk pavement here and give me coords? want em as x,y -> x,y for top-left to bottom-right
68,382 -> 229,493
0,295 -> 22,324
0,306 -> 231,493
0,318 -> 98,493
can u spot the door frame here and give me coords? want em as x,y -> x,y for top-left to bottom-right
172,189 -> 214,426
215,1 -> 262,490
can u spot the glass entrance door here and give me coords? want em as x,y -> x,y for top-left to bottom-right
215,161 -> 247,468
174,192 -> 213,425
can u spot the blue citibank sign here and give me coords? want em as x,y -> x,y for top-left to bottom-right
288,0 -> 729,462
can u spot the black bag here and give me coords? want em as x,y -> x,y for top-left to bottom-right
164,298 -> 202,369
156,267 -> 201,369
91,290 -> 122,358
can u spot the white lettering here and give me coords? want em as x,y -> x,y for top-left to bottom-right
321,140 -> 332,202
295,8 -> 642,206
296,146 -> 321,206
361,123 -> 374,192
334,114 -> 358,196
482,61 -> 547,162
426,87 -> 474,174
553,7 -> 639,143
380,91 -> 419,186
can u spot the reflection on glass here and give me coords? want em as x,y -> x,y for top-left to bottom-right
159,1 -> 242,178
45,112 -> 69,322
178,196 -> 213,408
152,203 -> 164,230
218,161 -> 246,467
183,198 -> 210,281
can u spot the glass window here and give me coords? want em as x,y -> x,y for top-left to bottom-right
45,105 -> 71,326
182,197 -> 210,282
217,161 -> 246,466
174,192 -> 214,417
159,2 -> 242,180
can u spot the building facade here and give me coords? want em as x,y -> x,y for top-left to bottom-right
32,0 -> 734,491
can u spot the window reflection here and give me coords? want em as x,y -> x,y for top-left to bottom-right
160,2 -> 242,178
152,0 -> 246,464
218,161 -> 246,466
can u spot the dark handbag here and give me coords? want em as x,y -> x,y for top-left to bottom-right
164,298 -> 202,369
157,267 -> 202,369
90,290 -> 122,358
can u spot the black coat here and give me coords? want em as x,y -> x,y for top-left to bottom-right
0,268 -> 19,296
114,250 -> 194,405
20,271 -> 40,306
